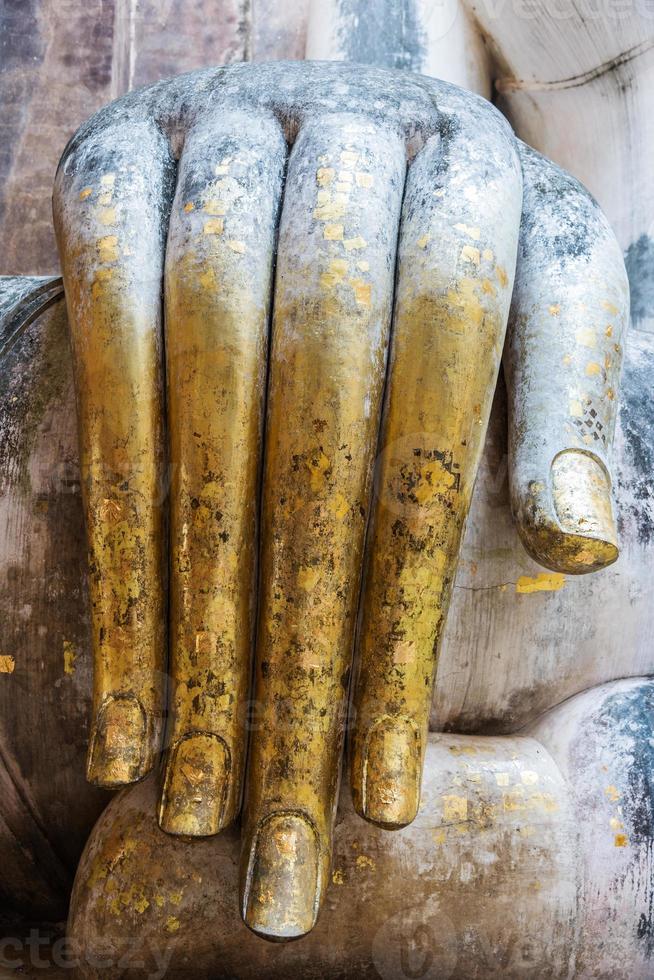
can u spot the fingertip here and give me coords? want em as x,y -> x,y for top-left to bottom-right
86,694 -> 151,788
353,716 -> 422,830
158,732 -> 233,837
515,451 -> 619,576
550,450 -> 619,570
241,811 -> 322,941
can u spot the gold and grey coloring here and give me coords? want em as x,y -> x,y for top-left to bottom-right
52,62 -> 628,941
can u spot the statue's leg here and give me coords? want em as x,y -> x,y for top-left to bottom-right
159,111 -> 286,837
505,143 -> 629,575
67,678 -> 654,980
53,122 -> 175,787
349,113 -> 522,829
240,114 -> 406,939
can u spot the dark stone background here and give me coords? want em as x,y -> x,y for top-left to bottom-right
0,0 -> 309,274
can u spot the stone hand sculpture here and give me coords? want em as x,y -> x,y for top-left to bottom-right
52,62 -> 628,941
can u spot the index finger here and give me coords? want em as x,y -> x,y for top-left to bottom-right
350,105 -> 522,829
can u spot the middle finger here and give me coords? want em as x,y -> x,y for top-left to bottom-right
240,113 -> 406,940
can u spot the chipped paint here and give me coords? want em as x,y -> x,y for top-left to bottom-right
515,573 -> 566,593
63,640 -> 77,676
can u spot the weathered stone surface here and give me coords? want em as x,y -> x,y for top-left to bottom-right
251,0 -> 310,60
0,281 -> 109,922
127,0 -> 248,90
0,0 -> 250,276
0,0 -> 115,274
66,678 -> 654,978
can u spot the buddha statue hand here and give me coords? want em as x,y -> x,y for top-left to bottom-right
53,62 -> 628,940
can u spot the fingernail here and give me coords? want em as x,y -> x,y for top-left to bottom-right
242,811 -> 321,940
360,717 -> 421,829
159,733 -> 231,836
551,451 -> 618,570
87,694 -> 148,787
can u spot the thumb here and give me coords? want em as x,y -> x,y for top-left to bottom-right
505,142 -> 629,575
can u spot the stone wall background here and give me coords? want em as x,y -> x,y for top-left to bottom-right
0,0 -> 309,274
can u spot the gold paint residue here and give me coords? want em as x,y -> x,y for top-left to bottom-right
98,235 -> 119,263
0,655 -> 16,674
350,279 -> 371,307
320,259 -> 348,287
442,794 -> 468,822
392,640 -> 416,665
448,744 -> 477,756
316,167 -> 335,186
323,224 -> 344,241
413,459 -> 457,504
203,218 -> 224,235
297,566 -> 321,592
204,199 -> 226,216
194,631 -> 215,655
199,268 -> 216,289
340,150 -> 359,168
314,202 -> 345,222
460,245 -> 480,266
516,573 -> 565,594
63,640 -> 77,676
454,223 -> 481,240
576,326 -> 596,348
327,491 -> 350,520
344,236 -> 367,252
496,265 -> 508,287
